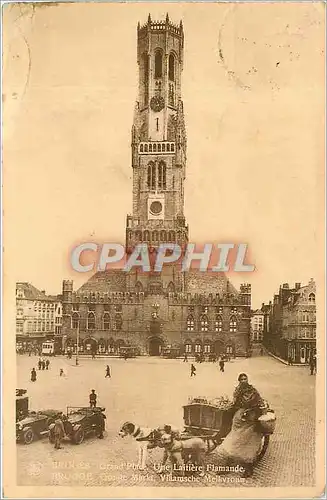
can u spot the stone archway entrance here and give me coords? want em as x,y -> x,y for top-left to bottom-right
148,336 -> 163,356
214,340 -> 224,356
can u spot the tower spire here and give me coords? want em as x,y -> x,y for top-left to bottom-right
147,13 -> 152,24
166,12 -> 169,24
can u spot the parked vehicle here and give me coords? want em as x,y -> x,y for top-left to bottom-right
161,346 -> 181,359
49,407 -> 106,445
16,389 -> 29,421
16,409 -> 61,444
119,347 -> 139,359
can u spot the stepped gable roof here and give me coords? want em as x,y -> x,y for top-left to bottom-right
185,270 -> 238,296
17,282 -> 49,300
77,269 -> 127,294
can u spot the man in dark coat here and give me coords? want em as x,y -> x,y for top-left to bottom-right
89,389 -> 97,408
53,414 -> 67,449
31,368 -> 37,382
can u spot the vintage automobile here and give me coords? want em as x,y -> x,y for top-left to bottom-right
16,409 -> 61,444
16,389 -> 29,421
49,407 -> 106,445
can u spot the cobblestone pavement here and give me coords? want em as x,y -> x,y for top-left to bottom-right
16,354 -> 315,488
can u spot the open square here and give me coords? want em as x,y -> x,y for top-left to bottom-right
17,354 -> 315,488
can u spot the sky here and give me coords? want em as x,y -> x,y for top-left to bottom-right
3,2 -> 325,308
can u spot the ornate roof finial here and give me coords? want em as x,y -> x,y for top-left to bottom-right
137,21 -> 140,30
166,12 -> 169,24
148,13 -> 152,24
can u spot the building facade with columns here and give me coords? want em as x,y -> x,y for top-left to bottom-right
61,15 -> 252,357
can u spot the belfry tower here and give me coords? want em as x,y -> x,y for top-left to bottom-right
126,14 -> 188,253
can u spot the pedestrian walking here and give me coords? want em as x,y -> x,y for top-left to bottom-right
190,364 -> 196,377
53,414 -> 67,449
219,359 -> 225,373
309,357 -> 315,375
89,389 -> 97,408
183,354 -> 188,362
42,360 -> 46,370
30,368 -> 37,382
60,368 -> 64,377
38,359 -> 42,370
105,365 -> 111,378
46,359 -> 50,370
92,352 -> 96,359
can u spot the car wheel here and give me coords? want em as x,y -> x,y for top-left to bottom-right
72,428 -> 84,445
23,428 -> 34,445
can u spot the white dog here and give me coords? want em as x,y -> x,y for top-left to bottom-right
118,422 -> 178,470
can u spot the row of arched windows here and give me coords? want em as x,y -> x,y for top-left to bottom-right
140,142 -> 175,153
186,315 -> 238,333
71,312 -> 122,331
130,229 -> 184,243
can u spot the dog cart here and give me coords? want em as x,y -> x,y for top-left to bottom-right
182,396 -> 275,464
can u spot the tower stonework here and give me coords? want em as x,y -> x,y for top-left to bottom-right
127,14 -> 188,251
61,15 -> 251,358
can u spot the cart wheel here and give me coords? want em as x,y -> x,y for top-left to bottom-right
254,435 -> 270,464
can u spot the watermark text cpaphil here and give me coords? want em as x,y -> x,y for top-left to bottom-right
70,243 -> 255,273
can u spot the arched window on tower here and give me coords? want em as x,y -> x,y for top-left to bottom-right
154,50 -> 163,79
169,53 -> 175,81
147,162 -> 156,190
158,161 -> 166,190
144,230 -> 150,242
152,230 -> 159,242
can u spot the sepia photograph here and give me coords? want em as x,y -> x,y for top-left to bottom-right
2,2 -> 325,498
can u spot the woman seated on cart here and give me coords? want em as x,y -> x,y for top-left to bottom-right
215,372 -> 266,477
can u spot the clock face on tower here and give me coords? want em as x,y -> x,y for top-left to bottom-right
149,200 -> 163,215
150,96 -> 165,112
148,195 -> 165,220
